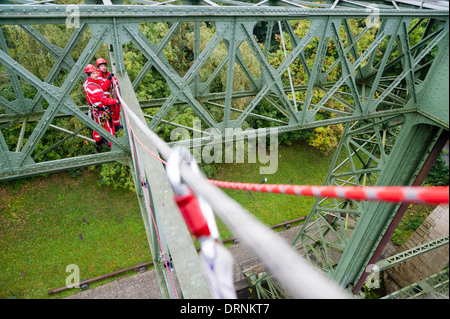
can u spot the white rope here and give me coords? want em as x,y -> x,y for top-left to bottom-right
117,89 -> 349,299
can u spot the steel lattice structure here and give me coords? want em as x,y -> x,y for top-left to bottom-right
0,0 -> 448,298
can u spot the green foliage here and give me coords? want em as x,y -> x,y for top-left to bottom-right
264,20 -> 347,153
67,168 -> 82,178
198,162 -> 220,179
123,23 -> 172,100
278,130 -> 312,146
391,204 -> 433,246
361,278 -> 385,299
1,14 -> 440,190
3,22 -> 92,86
308,123 -> 344,156
424,153 -> 449,186
98,163 -> 135,192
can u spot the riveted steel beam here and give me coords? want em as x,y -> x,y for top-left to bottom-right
382,268 -> 449,299
376,236 -> 449,271
0,151 -> 129,182
0,5 -> 448,26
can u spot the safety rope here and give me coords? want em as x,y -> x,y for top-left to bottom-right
125,119 -> 168,166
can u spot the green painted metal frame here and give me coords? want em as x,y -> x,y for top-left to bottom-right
293,26 -> 449,293
376,236 -> 449,271
1,1 -> 448,181
382,267 -> 449,299
0,0 -> 449,298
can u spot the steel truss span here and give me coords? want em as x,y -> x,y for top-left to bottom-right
0,0 -> 448,299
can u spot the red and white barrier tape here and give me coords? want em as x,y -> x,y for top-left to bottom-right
208,180 -> 449,204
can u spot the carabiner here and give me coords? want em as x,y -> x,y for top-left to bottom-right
167,147 -> 219,240
167,147 -> 198,196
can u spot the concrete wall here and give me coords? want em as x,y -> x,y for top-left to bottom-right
384,204 -> 449,294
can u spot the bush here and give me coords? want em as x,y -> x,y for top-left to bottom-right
99,163 -> 135,192
424,152 -> 449,186
308,124 -> 344,156
391,206 -> 431,246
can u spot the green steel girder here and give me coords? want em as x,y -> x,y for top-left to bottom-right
0,2 -> 449,26
0,1 -> 449,298
0,21 -> 131,181
376,236 -> 449,271
0,150 -> 129,182
294,114 -> 447,287
382,267 -> 449,299
126,25 -> 223,130
292,10 -> 448,291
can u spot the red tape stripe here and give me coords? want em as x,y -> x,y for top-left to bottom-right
207,180 -> 449,204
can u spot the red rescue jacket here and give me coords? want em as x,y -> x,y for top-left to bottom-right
83,77 -> 117,116
97,70 -> 112,95
97,69 -> 119,97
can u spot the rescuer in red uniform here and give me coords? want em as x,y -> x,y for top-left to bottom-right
83,64 -> 118,150
96,58 -> 122,132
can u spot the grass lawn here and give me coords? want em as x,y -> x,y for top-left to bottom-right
391,203 -> 437,247
0,169 -> 149,299
211,140 -> 338,239
0,140 -> 337,299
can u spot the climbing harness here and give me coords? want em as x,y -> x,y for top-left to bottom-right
167,147 -> 236,299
